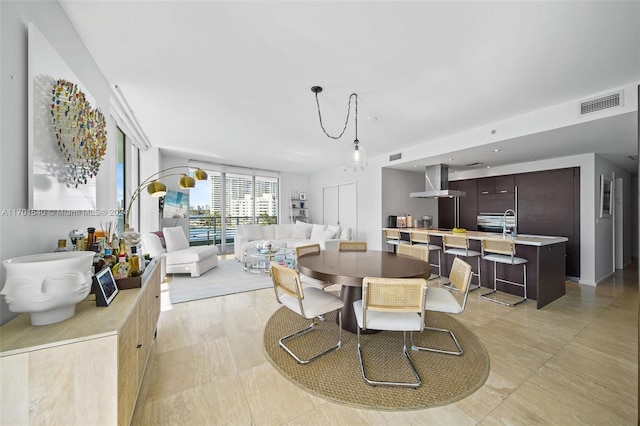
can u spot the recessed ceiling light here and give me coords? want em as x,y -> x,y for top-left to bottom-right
493,149 -> 500,153
448,158 -> 453,162
367,116 -> 378,121
491,129 -> 497,135
486,165 -> 491,168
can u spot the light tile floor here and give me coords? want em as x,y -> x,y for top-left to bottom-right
132,259 -> 638,425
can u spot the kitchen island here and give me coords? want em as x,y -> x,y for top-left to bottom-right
384,228 -> 568,308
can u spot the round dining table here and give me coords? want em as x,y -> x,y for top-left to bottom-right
297,250 -> 431,333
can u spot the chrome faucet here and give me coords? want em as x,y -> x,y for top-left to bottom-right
503,209 -> 516,237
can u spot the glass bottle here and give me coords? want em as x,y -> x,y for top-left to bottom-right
53,239 -> 68,252
119,238 -> 127,259
87,227 -> 96,248
112,254 -> 131,279
129,246 -> 140,277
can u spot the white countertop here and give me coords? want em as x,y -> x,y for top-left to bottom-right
385,228 -> 568,246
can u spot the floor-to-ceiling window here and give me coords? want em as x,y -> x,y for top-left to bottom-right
116,127 -> 126,234
115,126 -> 140,233
188,164 -> 279,254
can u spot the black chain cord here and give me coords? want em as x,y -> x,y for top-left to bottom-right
314,92 -> 358,140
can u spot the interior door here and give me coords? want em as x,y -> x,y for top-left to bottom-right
323,186 -> 339,225
338,183 -> 357,232
323,183 -> 357,235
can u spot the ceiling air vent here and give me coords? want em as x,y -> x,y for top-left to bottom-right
389,153 -> 402,161
464,162 -> 483,167
580,91 -> 623,115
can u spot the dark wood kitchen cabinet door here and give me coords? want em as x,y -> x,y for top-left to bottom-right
438,182 -> 456,229
438,180 -> 478,230
477,177 -> 495,195
516,167 -> 580,277
495,175 -> 515,194
458,179 -> 478,230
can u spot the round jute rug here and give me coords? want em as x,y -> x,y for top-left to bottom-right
263,307 -> 490,411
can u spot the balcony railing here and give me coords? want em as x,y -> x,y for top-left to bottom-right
189,215 -> 277,247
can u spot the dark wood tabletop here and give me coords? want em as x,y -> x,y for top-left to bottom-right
297,250 -> 431,334
297,249 -> 431,286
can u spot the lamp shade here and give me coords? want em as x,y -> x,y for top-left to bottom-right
179,174 -> 196,189
147,180 -> 167,197
194,168 -> 208,181
346,140 -> 367,171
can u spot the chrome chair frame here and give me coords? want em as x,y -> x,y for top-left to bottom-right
354,277 -> 428,388
479,238 -> 528,306
411,257 -> 473,356
271,262 -> 344,364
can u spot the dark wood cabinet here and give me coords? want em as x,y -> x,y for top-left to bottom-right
438,186 -> 455,229
458,179 -> 478,230
477,176 -> 514,194
437,179 -> 477,230
477,177 -> 495,195
438,167 -> 580,278
477,176 -> 515,213
495,175 -> 515,194
515,168 -> 580,277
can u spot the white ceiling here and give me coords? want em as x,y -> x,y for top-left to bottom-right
59,1 -> 640,176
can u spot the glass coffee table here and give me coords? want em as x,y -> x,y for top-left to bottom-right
244,247 -> 296,274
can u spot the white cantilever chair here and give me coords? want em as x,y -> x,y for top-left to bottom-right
353,276 -> 428,388
271,262 -> 344,364
480,237 -> 528,306
411,257 -> 473,356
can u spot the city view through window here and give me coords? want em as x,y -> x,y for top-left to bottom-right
188,169 -> 279,253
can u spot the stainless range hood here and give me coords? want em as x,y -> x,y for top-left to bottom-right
410,164 -> 466,198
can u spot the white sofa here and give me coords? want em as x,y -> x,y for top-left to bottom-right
234,222 -> 352,262
141,226 -> 219,277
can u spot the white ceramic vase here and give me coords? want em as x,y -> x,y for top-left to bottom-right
121,228 -> 141,247
1,251 -> 95,326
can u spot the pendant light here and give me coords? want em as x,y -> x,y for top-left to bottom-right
311,86 -> 367,171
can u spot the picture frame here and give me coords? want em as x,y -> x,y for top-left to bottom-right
93,267 -> 119,307
299,192 -> 307,200
599,174 -> 612,218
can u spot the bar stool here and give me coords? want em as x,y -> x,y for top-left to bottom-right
442,234 -> 481,291
409,231 -> 442,279
480,237 -> 527,306
384,229 -> 408,253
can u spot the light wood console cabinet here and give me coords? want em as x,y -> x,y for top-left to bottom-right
0,260 -> 161,426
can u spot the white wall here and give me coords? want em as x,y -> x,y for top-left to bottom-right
1,1 -> 116,325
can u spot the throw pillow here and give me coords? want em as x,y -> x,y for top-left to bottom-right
162,227 -> 190,251
262,225 -> 276,240
152,231 -> 166,248
327,224 -> 341,236
141,232 -> 167,257
244,224 -> 264,241
322,229 -> 337,240
275,224 -> 293,239
339,227 -> 352,241
292,221 -> 313,239
309,223 -> 327,240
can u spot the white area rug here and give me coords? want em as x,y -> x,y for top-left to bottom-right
168,259 -> 272,304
